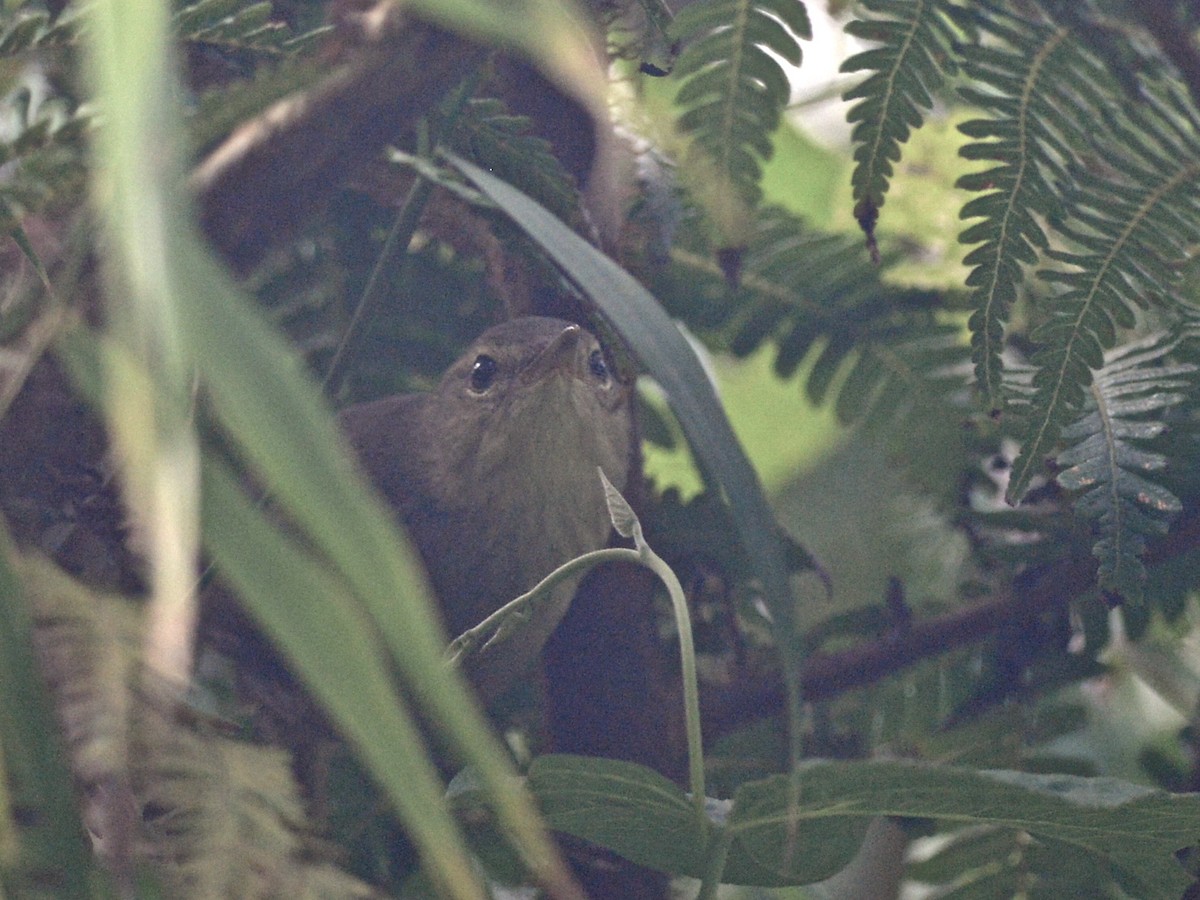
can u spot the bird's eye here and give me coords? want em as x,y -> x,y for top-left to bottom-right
588,349 -> 610,382
469,355 -> 498,392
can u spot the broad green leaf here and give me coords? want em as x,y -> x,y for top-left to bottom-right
82,0 -> 575,894
528,755 -> 1200,896
527,755 -> 710,877
199,457 -> 484,898
729,761 -> 1200,894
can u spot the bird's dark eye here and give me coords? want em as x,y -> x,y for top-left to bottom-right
588,349 -> 610,382
469,355 -> 498,392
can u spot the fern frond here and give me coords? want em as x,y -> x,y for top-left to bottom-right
134,696 -> 378,898
956,3 -> 1113,411
668,0 -> 810,214
653,207 -> 960,423
841,0 -> 961,248
1053,331 -> 1195,603
176,0 -> 328,57
0,94 -> 89,233
446,97 -> 583,229
1008,83 -> 1200,501
0,3 -> 77,58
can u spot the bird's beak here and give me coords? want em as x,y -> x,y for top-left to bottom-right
520,323 -> 584,385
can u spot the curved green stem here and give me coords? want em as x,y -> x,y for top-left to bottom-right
447,498 -> 708,825
640,539 -> 706,820
445,547 -> 640,665
695,823 -> 734,900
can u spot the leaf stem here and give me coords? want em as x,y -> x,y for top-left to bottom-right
445,547 -> 641,665
323,68 -> 482,394
322,172 -> 436,394
642,541 -> 706,820
695,823 -> 733,900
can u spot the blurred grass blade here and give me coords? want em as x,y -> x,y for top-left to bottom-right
89,0 -> 200,690
403,0 -> 605,111
200,457 -> 485,899
172,245 -> 579,898
450,155 -> 797,641
0,527 -> 93,897
84,0 -> 575,895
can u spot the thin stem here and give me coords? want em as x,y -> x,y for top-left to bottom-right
447,527 -> 708,822
445,547 -> 641,666
322,173 -> 435,394
643,544 -> 706,819
695,824 -> 733,900
322,65 -> 484,394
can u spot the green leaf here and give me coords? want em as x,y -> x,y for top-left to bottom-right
1042,332 -> 1196,602
668,0 -> 810,221
651,206 -> 958,426
599,469 -> 642,544
955,3 -> 1109,410
199,457 -> 485,893
841,0 -> 961,240
530,756 -> 1200,896
527,755 -> 710,877
0,545 -> 95,897
445,97 -> 583,229
82,0 -> 575,892
1008,84 -> 1200,501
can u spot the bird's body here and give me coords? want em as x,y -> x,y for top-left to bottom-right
339,317 -> 633,698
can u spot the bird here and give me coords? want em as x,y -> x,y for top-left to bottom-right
338,316 -> 634,700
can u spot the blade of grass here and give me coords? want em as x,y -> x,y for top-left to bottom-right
84,0 -> 577,895
0,528 -> 94,897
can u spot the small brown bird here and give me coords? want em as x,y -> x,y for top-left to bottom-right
339,316 -> 634,700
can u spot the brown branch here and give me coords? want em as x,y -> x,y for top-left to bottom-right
191,2 -> 486,273
797,556 -> 1095,703
703,506 -> 1200,734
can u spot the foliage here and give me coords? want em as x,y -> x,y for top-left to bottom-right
841,0 -> 963,249
667,0 -> 811,234
4,0 -> 1200,898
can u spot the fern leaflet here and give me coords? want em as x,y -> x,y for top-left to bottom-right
668,0 -> 810,219
1054,331 -> 1195,603
841,0 -> 961,253
956,3 -> 1111,410
1008,82 -> 1200,501
649,206 -> 959,424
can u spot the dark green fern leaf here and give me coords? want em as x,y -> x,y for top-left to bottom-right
1053,332 -> 1196,604
1008,83 -> 1200,502
0,95 -> 89,233
841,0 -> 961,252
176,0 -> 324,57
956,3 -> 1114,411
0,6 -> 90,231
650,206 -> 958,424
445,97 -> 583,230
668,0 -> 810,218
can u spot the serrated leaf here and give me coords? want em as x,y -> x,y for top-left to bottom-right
668,0 -> 809,222
955,6 -> 1098,410
1026,331 -> 1196,602
599,468 -> 642,543
840,0 -> 960,234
